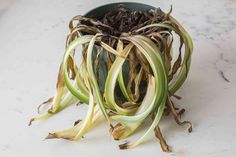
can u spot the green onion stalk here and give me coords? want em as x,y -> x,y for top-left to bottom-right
29,7 -> 193,152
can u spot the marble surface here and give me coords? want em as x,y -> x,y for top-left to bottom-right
0,0 -> 236,157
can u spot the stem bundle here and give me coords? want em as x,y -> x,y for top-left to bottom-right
30,6 -> 193,151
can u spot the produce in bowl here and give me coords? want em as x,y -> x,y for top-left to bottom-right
29,3 -> 193,152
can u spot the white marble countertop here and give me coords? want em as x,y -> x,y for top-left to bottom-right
0,0 -> 236,157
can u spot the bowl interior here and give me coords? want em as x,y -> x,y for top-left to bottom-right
84,2 -> 155,19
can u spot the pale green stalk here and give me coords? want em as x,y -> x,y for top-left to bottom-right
49,86 -> 65,113
101,41 -> 125,58
112,75 -> 156,140
29,93 -> 75,125
45,104 -> 101,140
111,36 -> 167,123
120,98 -> 165,149
75,70 -> 89,96
104,43 -> 136,115
136,22 -> 193,94
86,34 -> 111,124
62,35 -> 94,103
116,40 -> 131,101
73,89 -> 95,140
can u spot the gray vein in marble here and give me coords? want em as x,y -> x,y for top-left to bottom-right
0,0 -> 15,17
213,52 -> 235,83
11,108 -> 23,114
220,53 -> 236,64
1,145 -> 10,151
182,0 -> 236,42
219,70 -> 230,82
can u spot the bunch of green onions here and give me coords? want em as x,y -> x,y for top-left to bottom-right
29,7 -> 193,151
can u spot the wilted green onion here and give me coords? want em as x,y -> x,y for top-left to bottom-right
30,6 -> 193,152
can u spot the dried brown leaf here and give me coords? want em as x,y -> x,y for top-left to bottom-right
154,125 -> 172,153
37,97 -> 54,113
